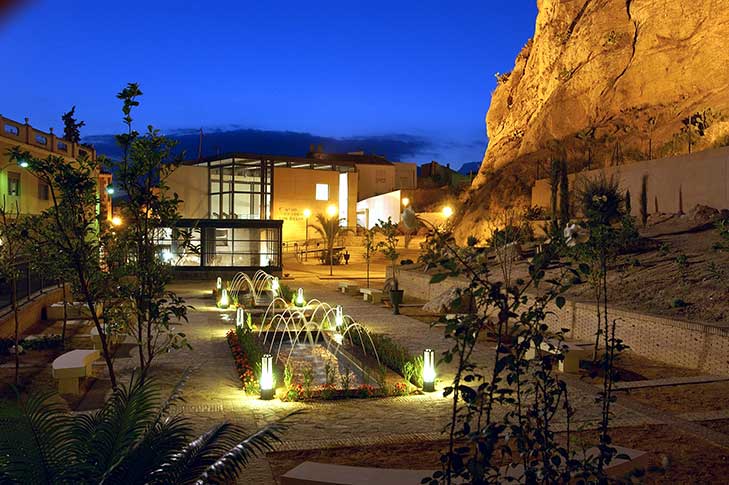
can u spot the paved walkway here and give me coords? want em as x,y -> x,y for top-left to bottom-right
102,272 -> 729,483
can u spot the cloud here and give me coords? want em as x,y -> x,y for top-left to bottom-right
84,127 -> 434,163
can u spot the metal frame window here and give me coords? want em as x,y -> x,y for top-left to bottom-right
206,157 -> 273,220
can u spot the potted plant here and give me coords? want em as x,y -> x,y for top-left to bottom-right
377,218 -> 404,314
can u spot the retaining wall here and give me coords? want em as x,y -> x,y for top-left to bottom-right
397,268 -> 729,375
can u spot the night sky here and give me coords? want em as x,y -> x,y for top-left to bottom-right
0,1 -> 536,168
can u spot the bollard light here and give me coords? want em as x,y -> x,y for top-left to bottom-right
236,307 -> 246,329
271,277 -> 280,296
334,305 -> 343,331
260,354 -> 274,400
216,276 -> 222,291
219,289 -> 230,309
295,288 -> 305,307
423,349 -> 436,392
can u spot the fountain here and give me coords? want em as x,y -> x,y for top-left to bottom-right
227,270 -> 279,307
257,297 -> 381,387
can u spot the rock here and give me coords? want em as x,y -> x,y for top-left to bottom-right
687,204 -> 719,223
458,0 -> 729,240
423,287 -> 470,314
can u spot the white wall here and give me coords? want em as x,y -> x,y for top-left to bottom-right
356,190 -> 401,228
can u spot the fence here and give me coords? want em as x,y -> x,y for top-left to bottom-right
0,261 -> 61,317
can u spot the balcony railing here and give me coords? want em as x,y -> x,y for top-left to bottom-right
0,114 -> 96,160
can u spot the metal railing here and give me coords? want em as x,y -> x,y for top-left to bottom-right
0,261 -> 61,317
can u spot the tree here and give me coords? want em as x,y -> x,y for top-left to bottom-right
0,200 -> 26,387
640,175 -> 648,227
559,158 -> 570,226
361,225 -> 377,288
420,222 -> 622,483
9,148 -> 118,388
104,83 -> 190,379
61,106 -> 85,144
0,372 -> 294,484
376,218 -> 402,314
309,212 -> 349,276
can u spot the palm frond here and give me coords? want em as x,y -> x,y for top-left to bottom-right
193,422 -> 287,485
0,391 -> 75,484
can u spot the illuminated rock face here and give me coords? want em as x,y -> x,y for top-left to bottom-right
459,0 -> 729,238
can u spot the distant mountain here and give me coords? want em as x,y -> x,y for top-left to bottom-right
458,162 -> 480,176
84,127 -> 431,163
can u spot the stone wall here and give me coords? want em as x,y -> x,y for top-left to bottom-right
532,146 -> 729,216
398,268 -> 729,376
0,286 -> 66,339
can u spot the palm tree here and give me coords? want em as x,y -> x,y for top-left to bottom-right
0,372 -> 294,484
309,212 -> 350,276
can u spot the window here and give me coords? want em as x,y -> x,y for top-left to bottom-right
38,181 -> 50,201
8,172 -> 20,196
315,183 -> 329,201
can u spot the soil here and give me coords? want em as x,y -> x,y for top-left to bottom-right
267,425 -> 729,484
507,215 -> 729,326
627,381 -> 729,414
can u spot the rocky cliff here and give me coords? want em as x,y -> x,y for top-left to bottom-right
459,0 -> 729,239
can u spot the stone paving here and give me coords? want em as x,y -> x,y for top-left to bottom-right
98,272 -> 729,483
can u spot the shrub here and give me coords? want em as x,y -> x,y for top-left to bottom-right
671,298 -> 688,308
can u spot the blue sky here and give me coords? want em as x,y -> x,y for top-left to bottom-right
0,0 -> 537,167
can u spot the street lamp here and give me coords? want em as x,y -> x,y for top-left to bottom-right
111,216 -> 123,227
326,204 -> 338,218
401,197 -> 410,208
105,185 -> 115,195
303,208 -> 311,262
442,206 -> 454,219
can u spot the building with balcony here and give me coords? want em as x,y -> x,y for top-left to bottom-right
0,114 -> 112,220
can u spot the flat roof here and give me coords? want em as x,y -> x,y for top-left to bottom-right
184,151 -> 393,172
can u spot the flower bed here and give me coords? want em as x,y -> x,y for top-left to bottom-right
226,329 -> 258,394
284,381 -> 408,402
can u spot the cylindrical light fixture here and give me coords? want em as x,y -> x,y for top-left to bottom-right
260,354 -> 274,400
219,289 -> 230,309
334,305 -> 343,331
295,287 -> 305,307
423,348 -> 436,392
271,277 -> 280,296
236,307 -> 246,329
216,276 -> 222,290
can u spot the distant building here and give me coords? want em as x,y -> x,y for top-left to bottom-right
0,114 -> 111,220
165,149 -> 415,272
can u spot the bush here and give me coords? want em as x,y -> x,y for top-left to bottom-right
350,330 -> 421,387
671,298 -> 688,308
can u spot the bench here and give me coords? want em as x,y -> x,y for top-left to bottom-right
90,327 -> 124,350
46,301 -> 102,321
282,462 -> 437,485
359,287 -> 383,304
337,281 -> 358,295
524,338 -> 592,373
282,446 -> 648,485
52,349 -> 100,395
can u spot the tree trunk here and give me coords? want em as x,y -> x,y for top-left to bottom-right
61,281 -> 68,350
78,274 -> 117,388
12,277 -> 19,388
329,245 -> 333,276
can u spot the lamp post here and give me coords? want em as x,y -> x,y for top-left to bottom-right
260,354 -> 274,400
442,206 -> 453,219
303,208 -> 311,261
423,348 -> 436,392
326,204 -> 338,276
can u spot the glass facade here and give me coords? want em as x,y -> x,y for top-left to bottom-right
207,157 -> 272,220
155,219 -> 283,270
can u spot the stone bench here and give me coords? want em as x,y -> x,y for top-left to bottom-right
359,287 -> 383,304
90,327 -> 124,350
282,446 -> 648,485
46,301 -> 102,321
524,338 -> 592,373
337,281 -> 358,295
51,349 -> 100,395
281,462 -> 437,485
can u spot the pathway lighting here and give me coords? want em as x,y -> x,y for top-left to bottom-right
111,216 -> 123,226
216,277 -> 222,291
326,204 -> 338,217
334,305 -> 343,331
423,348 -> 436,392
260,354 -> 274,400
106,185 -> 115,195
271,277 -> 280,296
295,288 -> 305,307
401,197 -> 410,207
236,307 -> 246,329
219,289 -> 230,309
442,206 -> 453,219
